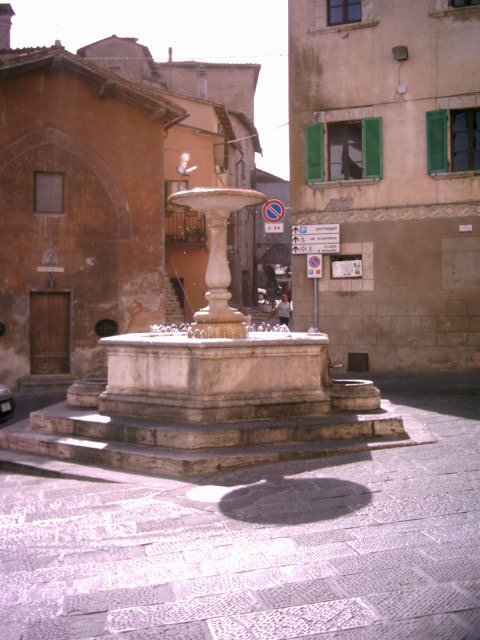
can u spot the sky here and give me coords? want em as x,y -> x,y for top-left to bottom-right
9,0 -> 290,180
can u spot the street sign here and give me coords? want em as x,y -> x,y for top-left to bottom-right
292,233 -> 339,244
262,199 -> 287,223
291,223 -> 340,254
292,243 -> 340,254
292,224 -> 339,235
265,222 -> 284,233
307,254 -> 323,278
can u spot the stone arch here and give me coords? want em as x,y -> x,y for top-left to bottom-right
0,127 -> 133,238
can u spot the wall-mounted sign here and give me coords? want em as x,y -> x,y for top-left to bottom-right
292,223 -> 340,254
307,254 -> 323,278
331,259 -> 363,279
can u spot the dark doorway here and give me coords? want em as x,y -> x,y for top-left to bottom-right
30,292 -> 70,374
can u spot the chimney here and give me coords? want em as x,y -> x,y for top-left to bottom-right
197,64 -> 207,99
0,3 -> 14,50
168,46 -> 172,62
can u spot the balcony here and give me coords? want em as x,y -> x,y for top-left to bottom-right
165,210 -> 207,246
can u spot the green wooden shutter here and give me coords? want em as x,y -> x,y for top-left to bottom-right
305,122 -> 324,183
362,117 -> 383,179
427,109 -> 448,174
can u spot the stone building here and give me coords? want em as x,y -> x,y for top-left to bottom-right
77,36 -> 262,308
289,0 -> 480,371
0,7 -> 264,390
0,41 -> 187,390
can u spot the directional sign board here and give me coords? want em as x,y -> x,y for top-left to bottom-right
292,224 -> 339,235
291,223 -> 340,254
292,243 -> 340,255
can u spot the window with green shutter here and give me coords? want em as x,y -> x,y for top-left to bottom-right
305,122 -> 324,183
427,110 -> 448,174
306,117 -> 382,184
451,108 -> 480,172
362,117 -> 383,179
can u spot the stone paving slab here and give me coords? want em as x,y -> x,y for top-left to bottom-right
0,371 -> 479,639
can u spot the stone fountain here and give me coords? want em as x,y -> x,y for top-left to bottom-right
0,188 -> 409,478
97,188 -> 333,422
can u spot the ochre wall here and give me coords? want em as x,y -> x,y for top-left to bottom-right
0,69 -> 167,387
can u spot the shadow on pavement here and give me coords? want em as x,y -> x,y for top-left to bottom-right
370,371 -> 479,421
218,476 -> 371,525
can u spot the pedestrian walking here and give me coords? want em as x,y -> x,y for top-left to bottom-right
277,293 -> 292,326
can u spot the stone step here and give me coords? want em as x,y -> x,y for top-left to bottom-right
0,414 -> 424,478
17,375 -> 74,393
164,277 -> 184,324
28,401 -> 405,450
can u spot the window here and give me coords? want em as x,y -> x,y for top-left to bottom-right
166,179 -> 188,196
452,109 -> 480,171
95,319 -> 118,337
34,172 -> 64,213
306,118 -> 382,183
427,108 -> 480,173
327,0 -> 362,26
450,0 -> 480,7
329,122 -> 363,180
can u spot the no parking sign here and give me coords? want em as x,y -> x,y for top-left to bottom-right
307,254 -> 323,278
262,199 -> 287,233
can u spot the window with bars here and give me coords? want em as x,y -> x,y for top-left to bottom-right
327,0 -> 362,26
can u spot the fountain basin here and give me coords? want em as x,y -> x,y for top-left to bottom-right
98,331 -> 331,423
329,378 -> 381,411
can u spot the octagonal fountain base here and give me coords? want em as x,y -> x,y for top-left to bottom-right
98,331 -> 332,423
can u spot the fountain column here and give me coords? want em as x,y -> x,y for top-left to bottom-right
168,188 -> 266,338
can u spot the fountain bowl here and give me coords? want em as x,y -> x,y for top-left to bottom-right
167,187 -> 267,212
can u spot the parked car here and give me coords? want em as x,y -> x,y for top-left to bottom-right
0,383 -> 15,422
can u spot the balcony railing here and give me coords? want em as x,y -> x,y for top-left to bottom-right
165,210 -> 207,245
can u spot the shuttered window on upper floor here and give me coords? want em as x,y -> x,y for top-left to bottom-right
427,108 -> 480,174
305,117 -> 382,184
327,0 -> 362,26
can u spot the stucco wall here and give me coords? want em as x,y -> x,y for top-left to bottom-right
0,70 -> 167,388
289,0 -> 480,371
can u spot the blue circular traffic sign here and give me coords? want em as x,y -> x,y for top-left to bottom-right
262,199 -> 286,223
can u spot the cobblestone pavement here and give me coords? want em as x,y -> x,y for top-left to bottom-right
0,371 -> 479,640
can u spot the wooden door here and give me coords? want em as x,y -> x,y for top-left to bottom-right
30,292 -> 70,374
